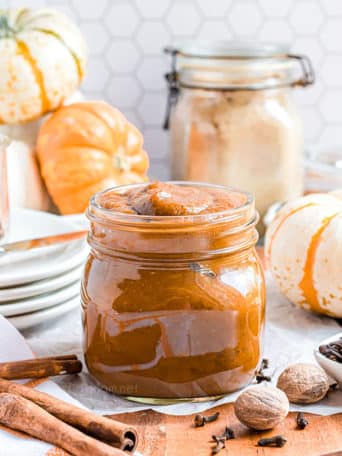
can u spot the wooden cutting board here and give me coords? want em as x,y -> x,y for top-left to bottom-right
113,403 -> 342,456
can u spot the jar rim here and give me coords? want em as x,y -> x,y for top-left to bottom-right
167,40 -> 290,60
164,41 -> 314,92
88,181 -> 255,229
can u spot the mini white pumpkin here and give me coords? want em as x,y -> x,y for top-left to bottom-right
7,139 -> 50,211
0,122 -> 49,211
265,192 -> 342,318
0,8 -> 87,124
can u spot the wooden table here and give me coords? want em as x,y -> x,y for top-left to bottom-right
114,404 -> 342,456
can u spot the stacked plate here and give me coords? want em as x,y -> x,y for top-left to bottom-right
0,208 -> 88,330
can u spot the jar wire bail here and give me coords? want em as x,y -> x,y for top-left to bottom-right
163,47 -> 179,130
163,46 -> 315,130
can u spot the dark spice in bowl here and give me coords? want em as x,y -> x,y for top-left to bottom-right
319,338 -> 342,363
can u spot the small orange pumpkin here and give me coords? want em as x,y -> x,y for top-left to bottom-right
37,101 -> 149,214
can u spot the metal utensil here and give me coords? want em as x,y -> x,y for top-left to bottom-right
0,230 -> 87,254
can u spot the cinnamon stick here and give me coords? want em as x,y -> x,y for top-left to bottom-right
0,355 -> 82,380
0,393 -> 126,456
0,378 -> 137,452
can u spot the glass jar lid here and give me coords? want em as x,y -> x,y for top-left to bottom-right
166,40 -> 290,58
163,40 -> 314,128
165,40 -> 314,90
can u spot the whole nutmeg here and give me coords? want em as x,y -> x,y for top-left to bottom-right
234,386 -> 289,430
277,363 -> 330,404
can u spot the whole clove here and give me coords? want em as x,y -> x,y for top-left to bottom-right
326,382 -> 339,400
194,411 -> 220,427
256,373 -> 271,383
255,358 -> 271,383
319,338 -> 342,363
211,426 -> 235,454
212,426 -> 235,442
261,358 -> 269,370
329,382 -> 339,392
296,412 -> 308,430
212,438 -> 225,454
222,426 -> 235,440
257,435 -> 287,448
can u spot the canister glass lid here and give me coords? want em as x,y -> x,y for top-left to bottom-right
163,40 -> 314,128
165,40 -> 314,90
166,40 -> 290,59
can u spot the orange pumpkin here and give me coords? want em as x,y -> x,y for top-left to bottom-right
37,101 -> 149,214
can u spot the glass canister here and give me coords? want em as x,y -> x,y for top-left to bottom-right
82,181 -> 265,403
164,42 -> 314,232
305,145 -> 342,194
0,135 -> 10,240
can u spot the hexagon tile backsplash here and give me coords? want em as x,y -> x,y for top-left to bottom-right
4,0 -> 342,179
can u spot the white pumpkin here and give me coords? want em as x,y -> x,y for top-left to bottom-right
265,192 -> 342,318
7,139 -> 50,211
0,120 -> 49,211
0,8 -> 87,124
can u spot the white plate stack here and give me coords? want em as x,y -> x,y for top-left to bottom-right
0,209 -> 88,330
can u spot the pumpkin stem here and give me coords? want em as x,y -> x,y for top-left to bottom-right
0,14 -> 16,38
114,155 -> 129,172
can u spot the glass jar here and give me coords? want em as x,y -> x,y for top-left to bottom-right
305,145 -> 342,194
0,135 -> 10,240
165,42 -> 314,233
82,181 -> 265,403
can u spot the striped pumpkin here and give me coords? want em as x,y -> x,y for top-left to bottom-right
265,192 -> 342,318
0,8 -> 87,124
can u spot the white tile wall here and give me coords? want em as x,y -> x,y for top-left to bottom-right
3,0 -> 342,179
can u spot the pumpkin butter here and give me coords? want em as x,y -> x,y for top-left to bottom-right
82,181 -> 265,401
